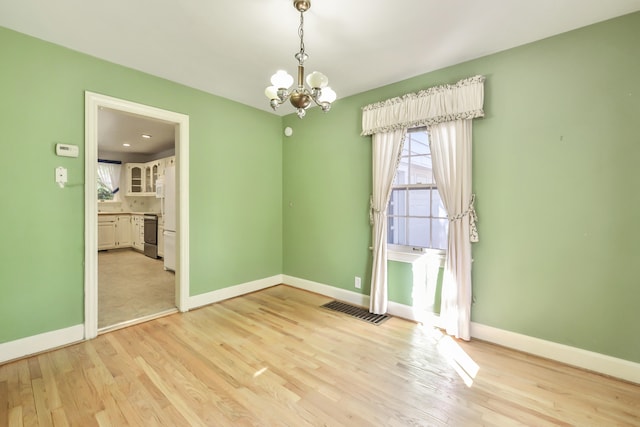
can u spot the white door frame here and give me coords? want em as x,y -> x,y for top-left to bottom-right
84,91 -> 190,339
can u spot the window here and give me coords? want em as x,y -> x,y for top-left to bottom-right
97,160 -> 122,202
388,129 -> 448,251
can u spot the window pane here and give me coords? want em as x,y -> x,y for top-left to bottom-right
388,216 -> 407,245
410,155 -> 433,185
433,190 -> 447,218
387,129 -> 446,251
401,138 -> 410,156
389,189 -> 407,216
410,133 -> 429,155
97,183 -> 114,201
408,189 -> 429,216
395,159 -> 409,185
432,218 -> 449,250
407,217 -> 430,247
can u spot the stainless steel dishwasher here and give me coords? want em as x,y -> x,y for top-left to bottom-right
143,214 -> 158,258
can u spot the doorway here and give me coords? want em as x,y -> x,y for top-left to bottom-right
84,92 -> 190,340
97,108 -> 176,330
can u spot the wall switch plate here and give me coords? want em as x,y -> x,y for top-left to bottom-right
355,276 -> 361,289
55,166 -> 67,188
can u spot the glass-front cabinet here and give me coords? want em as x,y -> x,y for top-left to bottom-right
152,163 -> 159,192
126,164 -> 144,194
145,165 -> 152,193
126,160 -> 164,196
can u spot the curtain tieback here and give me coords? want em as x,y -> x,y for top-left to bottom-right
369,194 -> 388,225
369,194 -> 385,225
448,194 -> 479,243
369,195 -> 374,225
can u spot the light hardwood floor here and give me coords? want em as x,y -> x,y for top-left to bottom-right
1,285 -> 639,426
98,249 -> 175,329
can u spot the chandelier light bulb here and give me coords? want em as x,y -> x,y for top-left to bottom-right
271,70 -> 294,89
318,86 -> 337,104
306,71 -> 328,89
264,86 -> 278,100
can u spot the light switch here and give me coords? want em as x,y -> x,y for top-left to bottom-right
56,166 -> 67,188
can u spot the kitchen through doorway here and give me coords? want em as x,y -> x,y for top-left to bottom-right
97,107 -> 177,331
84,92 -> 190,339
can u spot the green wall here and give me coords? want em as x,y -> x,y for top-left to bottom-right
0,27 -> 283,343
2,12 -> 639,365
283,12 -> 640,363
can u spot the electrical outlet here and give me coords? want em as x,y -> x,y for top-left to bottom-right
354,276 -> 361,289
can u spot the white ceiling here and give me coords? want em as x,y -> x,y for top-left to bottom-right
1,0 -> 639,119
98,108 -> 176,155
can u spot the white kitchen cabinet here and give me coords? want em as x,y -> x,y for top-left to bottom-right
125,156 -> 174,197
144,160 -> 162,193
131,214 -> 145,252
155,156 -> 174,184
131,215 -> 139,249
116,215 -> 131,247
126,163 -> 145,195
126,160 -> 163,196
98,215 -> 131,249
98,218 -> 116,250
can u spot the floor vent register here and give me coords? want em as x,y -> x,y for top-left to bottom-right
321,300 -> 390,325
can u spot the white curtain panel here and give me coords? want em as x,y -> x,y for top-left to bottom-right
362,75 -> 484,323
369,129 -> 406,314
97,162 -> 121,195
429,119 -> 476,340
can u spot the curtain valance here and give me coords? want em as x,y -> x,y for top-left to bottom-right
361,75 -> 485,136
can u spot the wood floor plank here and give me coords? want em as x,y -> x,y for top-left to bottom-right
7,406 -> 22,427
16,361 -> 37,427
2,285 -> 640,426
36,354 -> 62,413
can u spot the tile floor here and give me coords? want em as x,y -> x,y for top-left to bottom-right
98,248 -> 175,329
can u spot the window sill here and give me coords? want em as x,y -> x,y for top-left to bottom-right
388,247 -> 446,267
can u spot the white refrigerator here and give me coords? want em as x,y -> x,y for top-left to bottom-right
163,165 -> 176,271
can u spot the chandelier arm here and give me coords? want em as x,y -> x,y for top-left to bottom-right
277,90 -> 292,104
310,95 -> 327,108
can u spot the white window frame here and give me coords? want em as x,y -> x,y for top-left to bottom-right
387,128 -> 447,262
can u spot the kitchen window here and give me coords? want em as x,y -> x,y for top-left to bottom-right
388,128 -> 448,252
97,160 -> 122,202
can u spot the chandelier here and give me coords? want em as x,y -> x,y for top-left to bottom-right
264,0 -> 336,118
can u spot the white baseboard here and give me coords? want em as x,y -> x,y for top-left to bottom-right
188,274 -> 283,310
0,324 -> 84,364
283,275 -> 640,385
283,275 -> 443,326
471,322 -> 640,385
283,275 -> 370,307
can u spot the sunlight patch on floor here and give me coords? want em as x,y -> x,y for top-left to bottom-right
435,331 -> 479,387
253,367 -> 268,378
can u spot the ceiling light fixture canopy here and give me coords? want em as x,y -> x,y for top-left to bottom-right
265,0 -> 336,119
